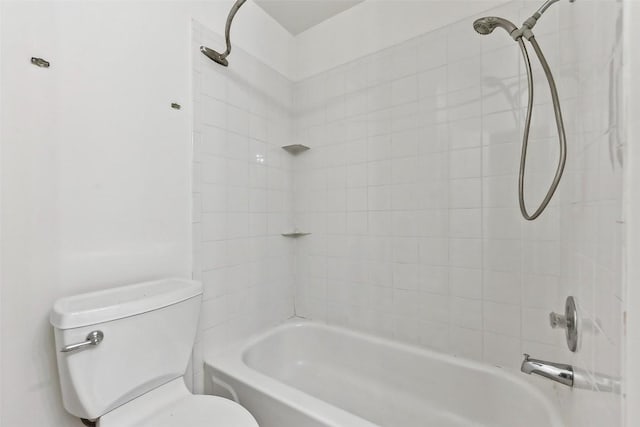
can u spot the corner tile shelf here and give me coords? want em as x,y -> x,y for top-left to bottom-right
282,144 -> 310,155
281,231 -> 311,238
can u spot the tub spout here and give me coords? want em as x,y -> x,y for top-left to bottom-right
521,354 -> 573,387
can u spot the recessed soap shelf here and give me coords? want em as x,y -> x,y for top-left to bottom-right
282,144 -> 310,155
281,231 -> 311,238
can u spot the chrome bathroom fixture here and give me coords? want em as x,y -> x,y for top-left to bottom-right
282,144 -> 311,155
31,57 -> 50,68
200,0 -> 247,66
281,231 -> 312,238
473,0 -> 575,221
550,296 -> 579,352
60,330 -> 104,353
521,354 -> 574,387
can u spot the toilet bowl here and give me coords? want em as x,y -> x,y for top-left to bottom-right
50,278 -> 258,427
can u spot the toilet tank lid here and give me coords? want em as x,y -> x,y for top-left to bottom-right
50,278 -> 202,330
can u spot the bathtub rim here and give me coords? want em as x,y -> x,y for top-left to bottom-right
203,319 -> 565,427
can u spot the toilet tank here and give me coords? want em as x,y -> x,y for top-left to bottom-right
50,278 -> 202,420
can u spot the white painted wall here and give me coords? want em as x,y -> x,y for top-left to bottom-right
0,1 -> 293,426
624,1 -> 640,425
0,2 -> 3,424
294,0 -> 511,80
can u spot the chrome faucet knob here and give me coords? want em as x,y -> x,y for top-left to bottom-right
549,296 -> 578,352
549,312 -> 567,329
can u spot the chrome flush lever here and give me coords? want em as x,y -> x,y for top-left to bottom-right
60,330 -> 104,353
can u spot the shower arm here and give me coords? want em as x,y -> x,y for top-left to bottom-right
221,0 -> 247,60
520,0 -> 576,33
536,0 -> 564,16
200,0 -> 247,66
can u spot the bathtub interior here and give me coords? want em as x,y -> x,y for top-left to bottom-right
237,322 -> 563,427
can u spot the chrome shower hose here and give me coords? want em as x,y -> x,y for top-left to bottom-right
517,37 -> 567,221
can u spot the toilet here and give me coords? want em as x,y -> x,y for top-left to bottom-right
50,278 -> 258,427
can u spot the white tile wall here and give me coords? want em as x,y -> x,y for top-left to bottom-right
192,1 -> 624,426
292,1 -> 624,426
191,21 -> 295,392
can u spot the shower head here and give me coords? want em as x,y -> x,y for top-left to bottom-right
200,0 -> 247,67
200,46 -> 229,67
473,17 -> 518,36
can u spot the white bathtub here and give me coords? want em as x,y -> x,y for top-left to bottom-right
204,320 -> 564,427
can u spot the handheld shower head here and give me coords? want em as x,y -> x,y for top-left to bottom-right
472,0 -> 573,222
473,17 -> 518,36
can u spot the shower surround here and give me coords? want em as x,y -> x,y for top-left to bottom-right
193,1 -> 624,426
191,22 -> 295,391
295,0 -> 621,379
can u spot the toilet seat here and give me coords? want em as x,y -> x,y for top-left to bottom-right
134,395 -> 258,427
98,378 -> 258,427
